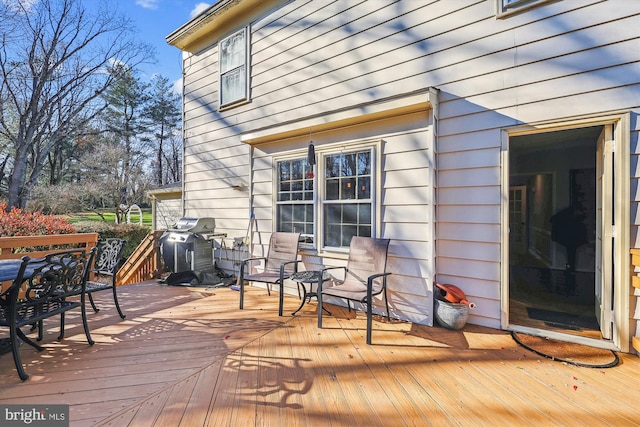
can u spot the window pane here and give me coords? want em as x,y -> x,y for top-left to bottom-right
358,226 -> 371,237
293,205 -> 305,222
342,226 -> 357,246
279,162 -> 290,181
220,30 -> 245,73
326,204 -> 341,224
325,155 -> 340,178
341,178 -> 356,199
221,66 -> 246,104
341,153 -> 356,176
343,204 -> 357,224
359,204 -> 371,225
357,177 -> 370,199
325,225 -> 341,247
292,161 -> 303,180
358,152 -> 371,174
326,179 -> 339,200
280,181 -> 290,193
280,222 -> 292,232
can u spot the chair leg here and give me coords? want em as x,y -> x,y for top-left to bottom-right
88,293 -> 100,313
278,281 -> 284,317
37,320 -> 43,342
384,287 -> 390,321
58,312 -> 66,341
10,325 -> 28,381
317,289 -> 323,328
366,302 -> 373,345
80,299 -> 95,346
112,286 -> 126,319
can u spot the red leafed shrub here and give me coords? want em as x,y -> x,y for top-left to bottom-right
0,203 -> 76,236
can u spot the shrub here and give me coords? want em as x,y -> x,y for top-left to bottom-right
0,203 -> 76,236
73,221 -> 149,258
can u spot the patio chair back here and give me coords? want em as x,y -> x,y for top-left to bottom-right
342,236 -> 390,295
264,232 -> 301,274
83,238 -> 127,319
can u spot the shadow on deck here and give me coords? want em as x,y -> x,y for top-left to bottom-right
0,281 -> 638,426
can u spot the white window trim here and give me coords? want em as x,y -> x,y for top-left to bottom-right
218,26 -> 250,109
274,139 -> 381,254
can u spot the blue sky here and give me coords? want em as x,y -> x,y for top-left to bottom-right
115,0 -> 212,93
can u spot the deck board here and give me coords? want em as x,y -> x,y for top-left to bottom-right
1,281 -> 639,426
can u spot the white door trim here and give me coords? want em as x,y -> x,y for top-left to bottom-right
500,112 -> 630,352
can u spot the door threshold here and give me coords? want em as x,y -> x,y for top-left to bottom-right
508,324 -> 619,352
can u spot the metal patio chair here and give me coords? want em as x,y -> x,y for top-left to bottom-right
237,232 -> 301,316
317,236 -> 391,344
84,238 -> 127,319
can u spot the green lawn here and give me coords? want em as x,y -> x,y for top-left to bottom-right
68,210 -> 153,227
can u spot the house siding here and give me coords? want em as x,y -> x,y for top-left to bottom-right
174,0 -> 640,341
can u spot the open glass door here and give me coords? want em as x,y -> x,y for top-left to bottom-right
595,125 -> 614,339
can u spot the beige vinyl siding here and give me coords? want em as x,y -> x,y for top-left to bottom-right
154,197 -> 182,231
176,0 -> 639,329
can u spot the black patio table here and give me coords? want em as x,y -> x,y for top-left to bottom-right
0,259 -> 25,282
289,270 -> 333,316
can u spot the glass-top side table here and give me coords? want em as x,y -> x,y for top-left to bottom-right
289,270 -> 333,316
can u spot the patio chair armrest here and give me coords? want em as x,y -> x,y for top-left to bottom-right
366,272 -> 392,299
366,272 -> 392,286
321,266 -> 347,273
241,256 -> 267,265
280,259 -> 302,277
237,257 -> 267,281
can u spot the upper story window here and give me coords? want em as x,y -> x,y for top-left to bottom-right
219,27 -> 249,108
497,0 -> 555,16
275,145 -> 376,251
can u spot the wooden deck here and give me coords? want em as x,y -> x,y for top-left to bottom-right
1,281 -> 639,426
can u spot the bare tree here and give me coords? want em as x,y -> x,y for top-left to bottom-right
0,0 -> 154,210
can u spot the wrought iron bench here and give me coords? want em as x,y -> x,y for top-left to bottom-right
0,248 -> 97,380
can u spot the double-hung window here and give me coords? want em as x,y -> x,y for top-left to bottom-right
276,158 -> 315,241
276,146 -> 375,250
219,27 -> 249,107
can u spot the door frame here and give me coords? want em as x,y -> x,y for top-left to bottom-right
500,112 -> 630,352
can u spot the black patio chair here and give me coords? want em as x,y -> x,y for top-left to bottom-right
317,236 -> 391,344
85,238 -> 127,319
237,232 -> 301,316
0,248 -> 97,380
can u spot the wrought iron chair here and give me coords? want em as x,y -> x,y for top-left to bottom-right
237,232 -> 301,316
0,248 -> 97,380
85,238 -> 127,319
317,236 -> 391,344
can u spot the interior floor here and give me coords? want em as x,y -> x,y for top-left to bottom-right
509,254 -> 600,339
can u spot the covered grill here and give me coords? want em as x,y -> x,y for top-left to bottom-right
160,218 -> 226,281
